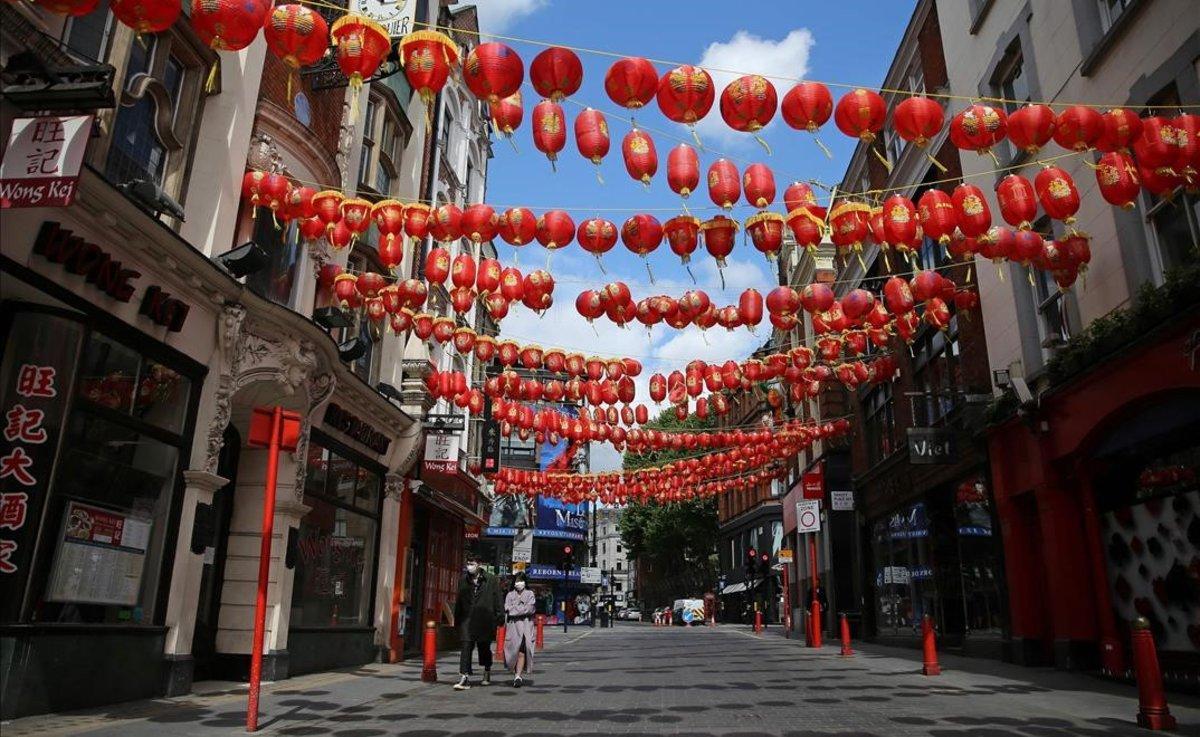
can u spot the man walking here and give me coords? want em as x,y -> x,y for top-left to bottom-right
453,554 -> 502,690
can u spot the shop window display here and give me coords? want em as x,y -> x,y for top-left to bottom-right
953,477 -> 1004,635
872,502 -> 937,636
291,436 -> 381,627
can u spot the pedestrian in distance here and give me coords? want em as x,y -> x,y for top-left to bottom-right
503,573 -> 535,687
452,554 -> 502,691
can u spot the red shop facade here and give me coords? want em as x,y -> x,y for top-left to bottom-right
988,312 -> 1200,685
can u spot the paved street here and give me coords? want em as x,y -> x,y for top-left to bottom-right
6,623 -> 1200,737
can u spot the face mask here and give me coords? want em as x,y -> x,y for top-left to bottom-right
515,581 -> 526,591
466,563 -> 479,574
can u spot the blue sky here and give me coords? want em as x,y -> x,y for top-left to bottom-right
470,1 -> 917,468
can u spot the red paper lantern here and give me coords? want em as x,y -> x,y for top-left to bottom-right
403,202 -> 431,243
1096,108 -> 1143,153
532,100 -> 566,169
949,103 -> 1007,158
536,210 -> 575,251
1008,228 -> 1041,267
1006,104 -> 1056,154
490,92 -> 523,142
834,88 -> 886,143
621,214 -> 663,265
622,128 -> 658,186
784,182 -> 818,212
462,203 -> 497,244
574,107 -> 610,171
664,216 -> 700,267
1034,166 -> 1081,225
892,96 -> 944,147
372,199 -> 405,235
190,0 -> 270,50
882,276 -> 914,315
356,271 -> 386,299
111,0 -> 181,33
742,163 -> 776,208
1173,113 -> 1199,188
700,216 -> 739,270
952,184 -> 992,239
667,144 -> 700,198
786,206 -> 825,258
498,207 -> 537,246
996,174 -> 1038,230
917,189 -> 957,245
720,75 -> 777,146
331,14 -> 391,96
499,267 -> 524,302
745,211 -> 785,260
36,0 -> 99,16
605,57 -> 658,110
463,42 -> 523,104
1094,151 -> 1140,209
428,203 -> 463,243
707,158 -> 740,209
400,30 -> 459,109
657,65 -> 715,133
781,81 -> 833,134
340,198 -> 372,239
738,288 -> 764,328
476,258 -> 501,295
451,253 -> 476,289
882,195 -> 920,256
578,217 -> 617,266
530,46 -> 583,101
378,233 -> 404,272
1052,105 -> 1104,151
1133,117 -> 1179,178
829,200 -> 871,259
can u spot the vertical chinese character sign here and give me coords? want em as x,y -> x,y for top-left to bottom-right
0,314 -> 82,620
0,115 -> 94,208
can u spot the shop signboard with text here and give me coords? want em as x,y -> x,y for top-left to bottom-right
423,433 -> 458,474
535,495 -> 587,540
1,115 -> 93,208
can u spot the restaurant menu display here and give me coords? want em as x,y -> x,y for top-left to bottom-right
45,500 -> 152,606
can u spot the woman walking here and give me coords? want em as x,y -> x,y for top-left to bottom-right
503,574 -> 535,687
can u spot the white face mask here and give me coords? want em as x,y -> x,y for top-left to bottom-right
466,563 -> 479,574
515,581 -> 526,591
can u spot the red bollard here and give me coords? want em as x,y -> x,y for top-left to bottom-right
1131,616 -> 1177,730
839,613 -> 854,657
421,620 -> 438,682
811,605 -> 823,648
921,615 -> 941,676
535,614 -> 545,651
494,625 -> 505,661
754,609 -> 763,635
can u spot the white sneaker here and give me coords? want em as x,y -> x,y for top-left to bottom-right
481,670 -> 491,686
453,675 -> 471,690
513,675 -> 523,688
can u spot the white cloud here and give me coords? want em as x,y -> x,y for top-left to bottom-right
588,441 -> 625,472
693,28 -> 815,149
475,0 -> 548,36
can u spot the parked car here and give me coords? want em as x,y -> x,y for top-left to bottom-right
621,607 -> 642,621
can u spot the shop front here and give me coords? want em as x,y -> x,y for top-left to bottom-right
0,201 -> 217,718
988,314 -> 1200,681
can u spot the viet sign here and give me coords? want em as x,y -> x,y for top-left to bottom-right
1,115 -> 93,208
907,427 -> 955,464
795,499 -> 821,534
830,490 -> 855,511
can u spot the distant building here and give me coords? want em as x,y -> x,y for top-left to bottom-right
594,506 -> 633,608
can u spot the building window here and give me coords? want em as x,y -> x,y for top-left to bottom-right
912,317 -> 961,426
1097,0 -> 1133,33
885,127 -> 904,168
292,435 -> 381,627
358,93 -> 409,196
992,42 -> 1030,163
358,98 -> 378,190
245,207 -> 303,308
62,0 -> 114,62
1141,84 -> 1200,279
1,307 -> 195,626
863,383 -> 895,464
616,544 -> 622,553
103,26 -> 209,202
1027,218 -> 1073,352
616,561 -> 622,571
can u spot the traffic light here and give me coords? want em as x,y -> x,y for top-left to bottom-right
759,552 -> 771,577
560,544 -> 574,575
744,548 -> 757,579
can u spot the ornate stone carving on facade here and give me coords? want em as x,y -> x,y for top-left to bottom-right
336,100 -> 354,190
290,370 -> 335,502
384,474 -> 405,501
202,309 -> 338,477
246,131 -> 286,175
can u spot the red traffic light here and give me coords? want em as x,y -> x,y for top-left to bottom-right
748,548 -> 756,557
760,553 -> 769,562
563,545 -> 573,555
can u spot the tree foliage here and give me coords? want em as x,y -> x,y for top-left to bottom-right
618,408 -> 719,606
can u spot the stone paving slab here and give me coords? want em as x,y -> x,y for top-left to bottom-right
4,623 -> 1198,737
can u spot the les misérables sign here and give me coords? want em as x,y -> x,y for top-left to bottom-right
1,116 -> 93,209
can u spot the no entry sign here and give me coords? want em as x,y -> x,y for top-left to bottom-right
795,500 -> 821,533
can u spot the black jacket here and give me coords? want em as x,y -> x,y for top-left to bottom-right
454,571 -> 502,641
